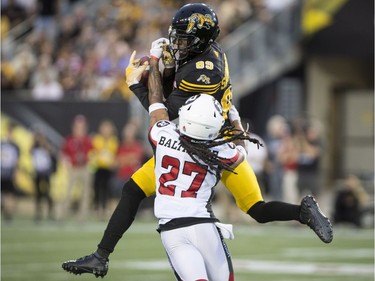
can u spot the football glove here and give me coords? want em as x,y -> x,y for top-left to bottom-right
125,50 -> 148,86
162,45 -> 175,69
150,38 -> 169,60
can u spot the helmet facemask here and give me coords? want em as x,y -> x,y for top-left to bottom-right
169,26 -> 202,63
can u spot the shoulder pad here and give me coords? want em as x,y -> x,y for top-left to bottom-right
156,120 -> 171,128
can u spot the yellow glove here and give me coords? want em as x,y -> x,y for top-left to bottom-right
125,50 -> 149,86
162,45 -> 175,69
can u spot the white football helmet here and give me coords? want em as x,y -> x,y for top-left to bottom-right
178,94 -> 224,140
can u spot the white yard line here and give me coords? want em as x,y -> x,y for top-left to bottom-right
109,259 -> 374,276
233,259 -> 374,275
282,248 -> 374,258
1,259 -> 373,278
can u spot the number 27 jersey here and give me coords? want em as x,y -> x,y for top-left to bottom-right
149,120 -> 239,225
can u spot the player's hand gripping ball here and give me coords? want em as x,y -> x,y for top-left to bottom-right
125,51 -> 150,87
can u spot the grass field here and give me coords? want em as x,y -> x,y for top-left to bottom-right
2,217 -> 374,281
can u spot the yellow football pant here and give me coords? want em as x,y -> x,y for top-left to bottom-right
131,157 -> 263,213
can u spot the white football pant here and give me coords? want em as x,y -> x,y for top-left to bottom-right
161,223 -> 234,281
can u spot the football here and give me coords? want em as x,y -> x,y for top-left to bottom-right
139,55 -> 150,65
139,56 -> 150,88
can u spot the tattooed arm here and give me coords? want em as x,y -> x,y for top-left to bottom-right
148,57 -> 169,127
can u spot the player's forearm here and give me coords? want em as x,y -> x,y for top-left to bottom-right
148,58 -> 164,105
228,105 -> 247,152
231,119 -> 247,151
148,58 -> 169,126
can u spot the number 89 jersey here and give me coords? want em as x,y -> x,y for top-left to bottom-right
165,42 -> 233,121
149,120 -> 239,226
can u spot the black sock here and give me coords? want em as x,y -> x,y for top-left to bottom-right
247,201 -> 301,223
96,248 -> 110,259
96,179 -> 146,256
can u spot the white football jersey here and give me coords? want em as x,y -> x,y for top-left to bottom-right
149,120 -> 239,225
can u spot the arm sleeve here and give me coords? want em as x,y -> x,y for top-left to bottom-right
162,68 -> 175,99
129,84 -> 149,110
97,179 -> 146,254
248,201 -> 301,223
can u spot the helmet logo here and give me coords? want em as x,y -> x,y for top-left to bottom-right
186,13 -> 215,34
197,74 -> 211,84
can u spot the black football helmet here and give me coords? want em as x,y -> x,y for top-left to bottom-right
168,3 -> 220,64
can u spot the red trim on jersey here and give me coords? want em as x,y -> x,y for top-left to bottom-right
221,151 -> 239,165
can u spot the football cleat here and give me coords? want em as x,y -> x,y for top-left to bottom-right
62,252 -> 109,278
300,195 -> 333,243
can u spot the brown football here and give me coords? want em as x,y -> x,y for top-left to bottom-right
139,56 -> 150,87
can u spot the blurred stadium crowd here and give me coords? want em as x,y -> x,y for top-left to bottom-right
1,0 -> 269,100
1,0 -> 373,228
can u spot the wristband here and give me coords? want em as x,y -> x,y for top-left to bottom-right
127,78 -> 139,87
150,55 -> 160,61
149,103 -> 167,114
164,64 -> 175,69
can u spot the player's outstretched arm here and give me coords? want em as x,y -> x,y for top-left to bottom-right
148,40 -> 169,127
125,50 -> 149,87
125,50 -> 150,110
228,104 -> 248,153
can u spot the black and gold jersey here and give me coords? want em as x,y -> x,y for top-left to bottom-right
129,42 -> 233,121
165,42 -> 233,120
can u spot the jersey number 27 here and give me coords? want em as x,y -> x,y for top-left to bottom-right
158,155 -> 207,198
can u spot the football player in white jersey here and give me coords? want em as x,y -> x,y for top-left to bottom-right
147,61 -> 253,280
150,94 -> 242,281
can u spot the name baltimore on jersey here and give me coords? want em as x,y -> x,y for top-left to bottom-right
158,135 -> 221,159
158,136 -> 186,152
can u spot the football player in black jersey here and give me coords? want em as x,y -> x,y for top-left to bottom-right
62,3 -> 333,278
131,4 -> 233,121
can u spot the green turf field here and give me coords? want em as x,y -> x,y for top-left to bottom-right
2,218 -> 374,281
